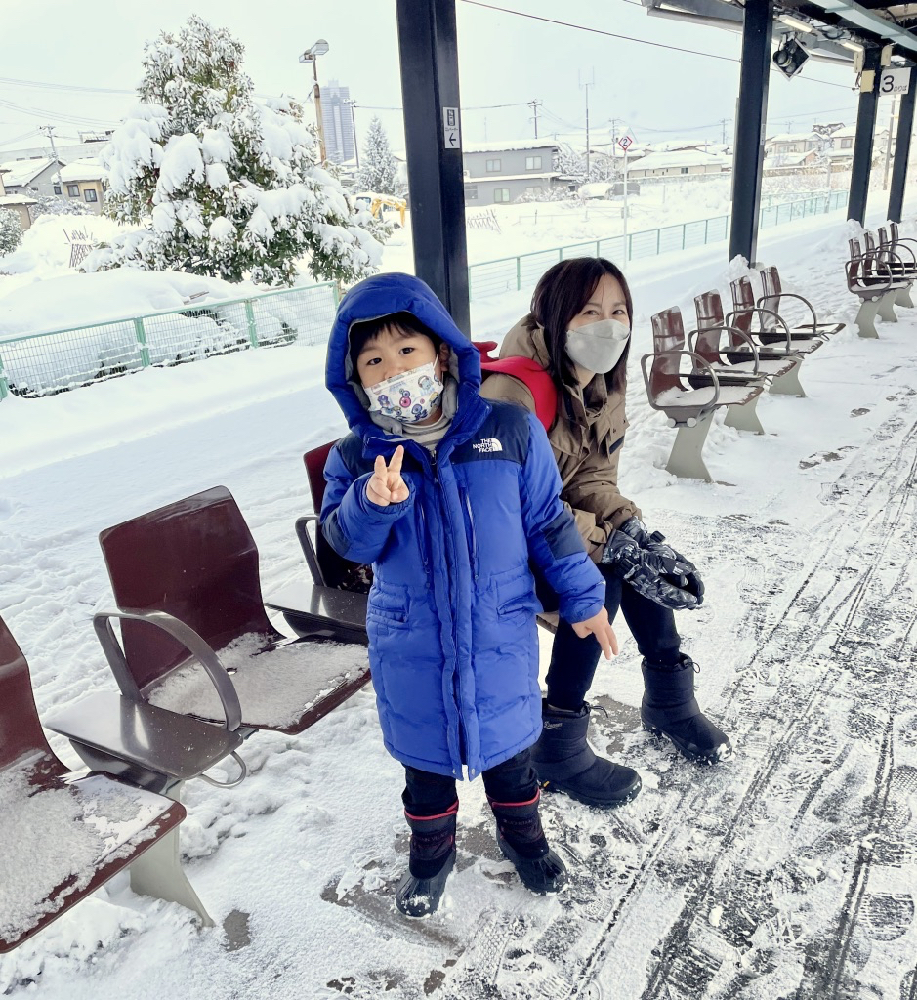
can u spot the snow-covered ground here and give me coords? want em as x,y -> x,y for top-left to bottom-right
2,205 -> 917,998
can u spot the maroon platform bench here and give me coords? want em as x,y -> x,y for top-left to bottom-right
644,307 -> 765,482
0,614 -> 189,952
693,289 -> 805,398
846,238 -> 907,339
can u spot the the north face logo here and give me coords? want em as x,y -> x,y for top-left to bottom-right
473,437 -> 503,453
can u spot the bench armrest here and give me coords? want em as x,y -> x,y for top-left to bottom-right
845,257 -> 894,293
641,350 -> 721,409
295,514 -> 328,588
93,609 -> 243,732
726,307 -> 792,350
756,291 -> 817,328
687,325 -> 761,374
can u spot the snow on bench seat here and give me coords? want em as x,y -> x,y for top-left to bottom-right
146,634 -> 370,729
0,758 -> 181,949
655,384 -> 757,408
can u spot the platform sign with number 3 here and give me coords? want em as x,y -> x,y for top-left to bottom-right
880,68 -> 910,96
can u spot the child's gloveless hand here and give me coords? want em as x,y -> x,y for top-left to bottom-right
570,607 -> 619,660
366,445 -> 410,507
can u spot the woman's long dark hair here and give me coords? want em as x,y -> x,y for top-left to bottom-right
528,257 -> 634,396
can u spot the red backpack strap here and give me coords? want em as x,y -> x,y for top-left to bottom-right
479,354 -> 558,432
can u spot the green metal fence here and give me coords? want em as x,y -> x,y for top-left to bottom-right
467,189 -> 848,301
0,282 -> 339,400
0,188 -> 850,404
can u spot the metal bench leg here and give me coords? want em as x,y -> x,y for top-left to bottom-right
129,781 -> 215,927
854,297 -> 880,339
769,362 -> 805,397
895,283 -> 914,308
877,290 -> 898,323
724,394 -> 765,435
665,413 -> 714,482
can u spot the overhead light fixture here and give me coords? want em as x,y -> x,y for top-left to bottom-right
773,36 -> 810,78
841,40 -> 863,51
779,15 -> 814,33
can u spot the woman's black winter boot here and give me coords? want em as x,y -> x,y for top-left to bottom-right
531,699 -> 642,807
395,801 -> 458,917
489,792 -> 566,894
641,655 -> 731,763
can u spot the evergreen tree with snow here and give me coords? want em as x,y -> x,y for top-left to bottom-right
91,15 -> 386,286
357,116 -> 399,196
0,210 -> 22,257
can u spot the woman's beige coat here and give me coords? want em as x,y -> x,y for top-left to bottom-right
479,317 -> 641,563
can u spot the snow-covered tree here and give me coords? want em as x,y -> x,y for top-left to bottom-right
28,193 -> 92,219
90,15 -> 386,286
357,116 -> 399,195
0,210 -> 22,257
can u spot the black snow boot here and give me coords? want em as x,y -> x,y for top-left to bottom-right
395,801 -> 458,917
531,699 -> 642,808
489,793 -> 566,895
641,656 -> 731,764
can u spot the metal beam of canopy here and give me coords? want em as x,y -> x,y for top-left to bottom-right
848,45 -> 882,224
395,0 -> 470,335
729,0 -> 773,265
888,63 -> 917,223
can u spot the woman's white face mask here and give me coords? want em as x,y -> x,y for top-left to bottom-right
565,317 -> 630,374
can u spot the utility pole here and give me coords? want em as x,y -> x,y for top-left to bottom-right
883,94 -> 898,190
528,99 -> 542,139
721,118 -> 729,144
345,100 -> 359,169
580,69 -> 594,179
41,125 -> 65,193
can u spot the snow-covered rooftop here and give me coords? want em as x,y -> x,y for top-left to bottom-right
0,158 -> 58,188
630,149 -> 729,171
463,138 -> 560,154
59,159 -> 105,183
0,193 -> 37,207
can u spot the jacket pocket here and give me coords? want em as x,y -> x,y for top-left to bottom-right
367,584 -> 409,628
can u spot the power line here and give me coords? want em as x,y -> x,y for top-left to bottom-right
458,0 -> 853,89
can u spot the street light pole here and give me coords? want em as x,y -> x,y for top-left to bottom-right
299,39 -> 329,163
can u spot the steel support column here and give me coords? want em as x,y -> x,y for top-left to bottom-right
395,0 -> 470,335
728,0 -> 772,266
888,64 -> 917,223
848,47 -> 882,224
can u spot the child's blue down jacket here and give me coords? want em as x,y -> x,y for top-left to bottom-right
321,273 -> 605,780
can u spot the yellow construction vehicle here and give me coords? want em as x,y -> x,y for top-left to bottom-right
353,191 -> 407,227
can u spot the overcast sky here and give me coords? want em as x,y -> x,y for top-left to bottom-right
0,0 -> 894,158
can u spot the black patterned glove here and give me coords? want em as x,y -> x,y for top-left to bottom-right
602,519 -> 703,611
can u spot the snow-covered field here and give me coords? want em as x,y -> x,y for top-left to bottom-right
2,207 -> 917,998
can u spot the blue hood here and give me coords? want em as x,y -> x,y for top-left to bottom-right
325,272 -> 482,436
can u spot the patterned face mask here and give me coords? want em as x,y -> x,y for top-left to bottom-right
365,360 -> 444,423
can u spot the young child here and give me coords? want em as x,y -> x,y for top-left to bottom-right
321,272 -> 617,917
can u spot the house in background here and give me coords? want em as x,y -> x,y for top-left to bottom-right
462,139 -> 563,205
59,159 -> 106,214
765,132 -> 820,156
0,167 -> 37,232
0,157 -> 64,199
626,147 -> 729,179
763,149 -> 821,175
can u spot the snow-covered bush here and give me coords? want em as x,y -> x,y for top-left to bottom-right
28,194 -> 92,219
89,15 -> 387,287
357,116 -> 400,196
0,210 -> 22,257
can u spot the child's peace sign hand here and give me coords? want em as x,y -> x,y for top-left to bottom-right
366,445 -> 410,507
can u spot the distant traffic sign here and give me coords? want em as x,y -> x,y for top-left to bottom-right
618,134 -> 634,151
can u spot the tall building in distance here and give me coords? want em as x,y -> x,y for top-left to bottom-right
320,80 -> 355,164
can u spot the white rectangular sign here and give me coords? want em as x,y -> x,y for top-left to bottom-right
442,106 -> 461,149
880,68 -> 910,96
